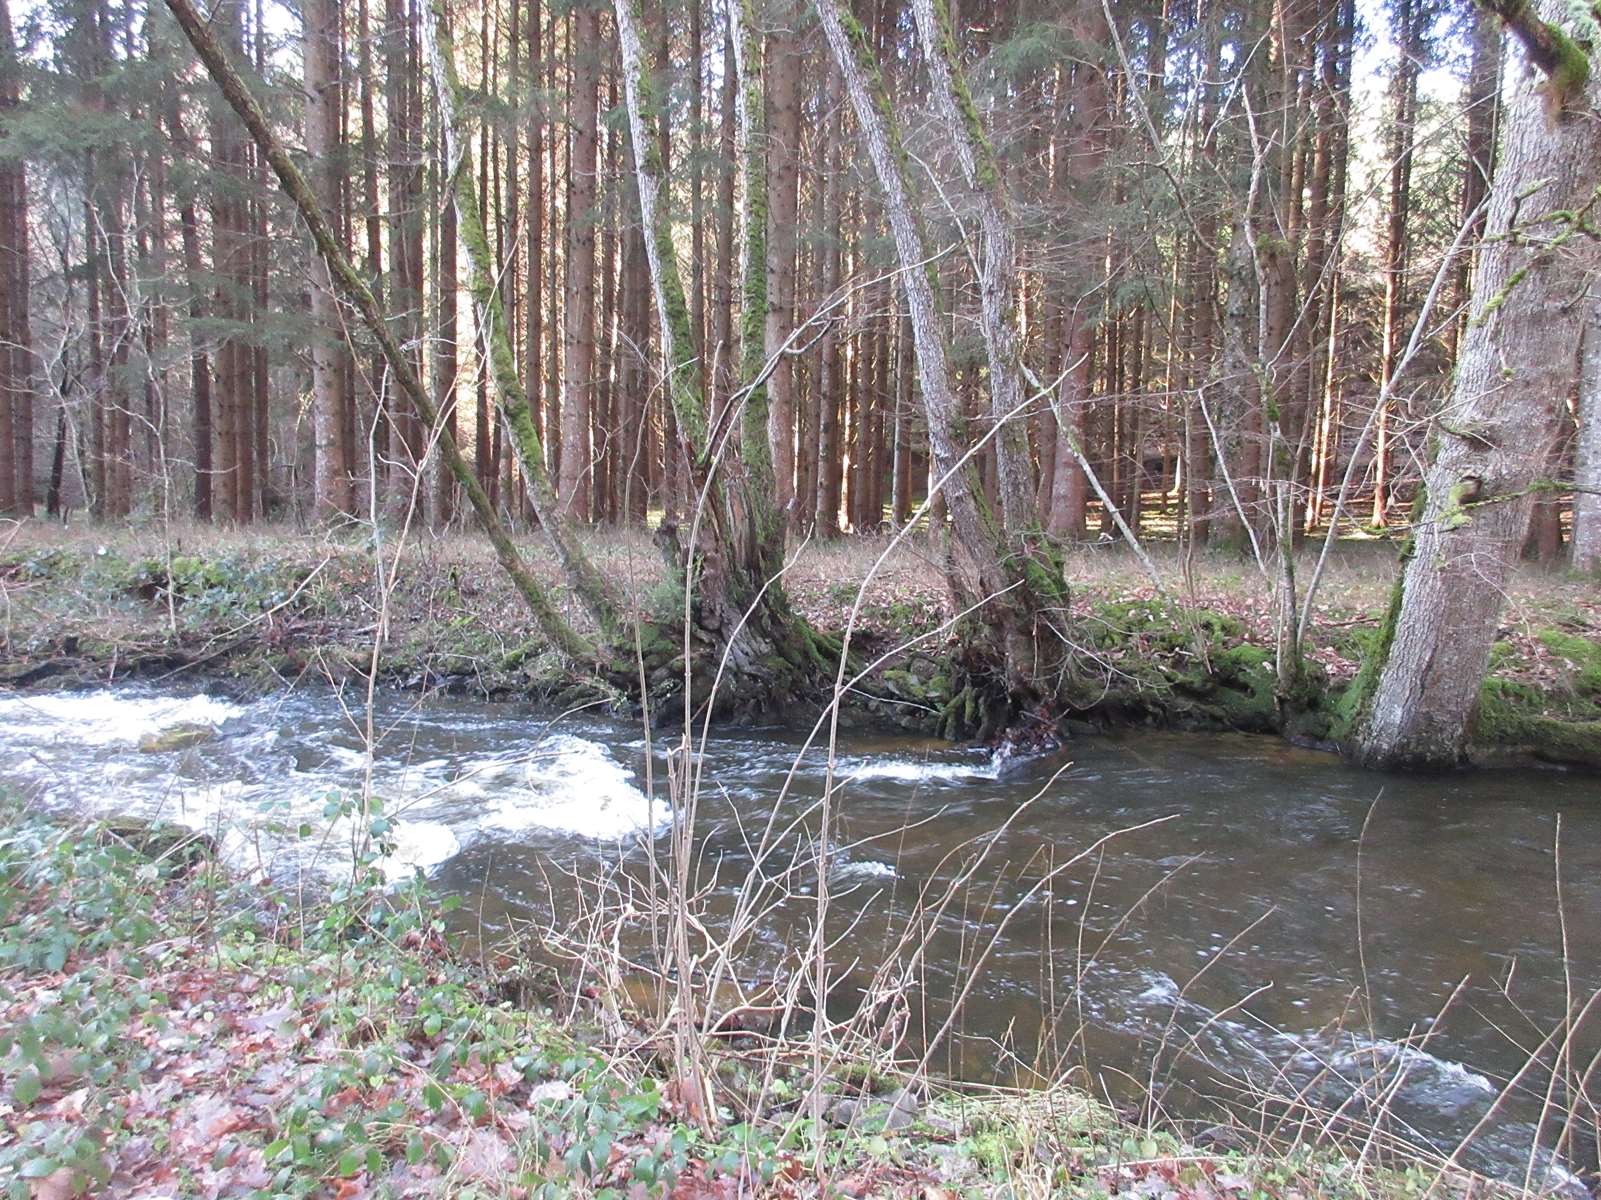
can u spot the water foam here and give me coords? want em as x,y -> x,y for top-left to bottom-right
831,857 -> 898,883
841,756 -> 999,784
473,735 -> 668,840
0,689 -> 246,746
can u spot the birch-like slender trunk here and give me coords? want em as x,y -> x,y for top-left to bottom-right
610,0 -> 821,704
909,0 -> 1038,539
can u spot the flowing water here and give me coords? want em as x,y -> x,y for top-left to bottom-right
1,683 -> 1598,1184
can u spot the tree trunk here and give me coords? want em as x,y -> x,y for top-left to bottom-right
763,4 -> 799,524
910,0 -> 1044,547
433,129 -> 459,526
423,0 -> 622,638
558,0 -> 599,520
384,0 -> 421,518
1574,292 -> 1601,572
1371,0 -> 1422,529
1450,4 -> 1502,359
1352,7 -> 1600,769
813,66 -> 844,538
710,5 -> 736,427
611,0 -> 822,709
0,0 -> 16,514
815,0 -> 1066,704
305,0 -> 352,517
521,0 -> 543,494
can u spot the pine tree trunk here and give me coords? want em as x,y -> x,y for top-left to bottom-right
813,68 -> 844,538
1352,8 -> 1601,769
1371,0 -> 1421,529
522,0 -> 543,491
6,135 -> 27,515
558,0 -> 599,520
433,132 -> 459,526
0,0 -> 15,514
1047,306 -> 1093,538
710,7 -> 736,426
165,101 -> 213,520
383,0 -> 419,518
305,0 -> 351,517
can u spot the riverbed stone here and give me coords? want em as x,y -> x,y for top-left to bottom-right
826,1086 -> 920,1132
138,722 -> 218,753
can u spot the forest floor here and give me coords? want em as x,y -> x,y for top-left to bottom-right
0,801 -> 1551,1199
0,518 -> 1598,765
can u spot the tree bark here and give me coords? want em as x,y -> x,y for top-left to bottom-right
611,0 -> 822,707
423,0 -> 622,638
0,0 -> 17,514
763,4 -> 799,524
815,0 -> 1066,702
910,0 -> 1039,540
813,65 -> 844,538
1370,0 -> 1423,529
1572,291 -> 1601,572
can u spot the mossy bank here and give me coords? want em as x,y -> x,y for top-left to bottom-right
2,528 -> 1599,769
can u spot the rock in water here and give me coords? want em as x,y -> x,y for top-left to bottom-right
137,723 -> 218,753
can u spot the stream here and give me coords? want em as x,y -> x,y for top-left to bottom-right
0,683 -> 1597,1187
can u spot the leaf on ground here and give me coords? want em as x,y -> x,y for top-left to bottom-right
454,1128 -> 516,1183
28,1168 -> 78,1200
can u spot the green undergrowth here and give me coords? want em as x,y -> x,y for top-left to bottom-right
0,803 -> 1528,1200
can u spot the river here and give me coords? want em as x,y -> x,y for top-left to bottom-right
0,683 -> 1596,1186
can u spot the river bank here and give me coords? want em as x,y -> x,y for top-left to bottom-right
1,522 -> 1599,767
0,802 -> 1557,1199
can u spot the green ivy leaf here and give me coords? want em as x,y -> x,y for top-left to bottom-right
13,1068 -> 43,1106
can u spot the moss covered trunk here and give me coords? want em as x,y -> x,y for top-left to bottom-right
164,0 -> 595,666
610,0 -> 826,717
422,0 -> 623,646
1351,2 -> 1600,770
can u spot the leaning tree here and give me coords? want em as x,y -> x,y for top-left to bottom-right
1351,0 -> 1601,769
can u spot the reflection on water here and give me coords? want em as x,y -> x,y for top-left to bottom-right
0,683 -> 1596,1183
